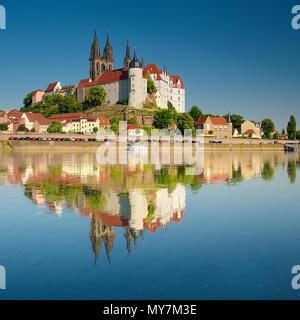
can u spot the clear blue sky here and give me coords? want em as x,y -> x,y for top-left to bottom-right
0,0 -> 299,131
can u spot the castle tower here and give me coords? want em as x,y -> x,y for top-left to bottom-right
123,40 -> 132,69
102,33 -> 114,72
89,30 -> 102,81
128,48 -> 147,109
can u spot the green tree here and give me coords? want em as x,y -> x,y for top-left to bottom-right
17,124 -> 29,132
128,117 -> 138,125
189,106 -> 203,121
110,122 -> 119,135
30,128 -> 36,133
225,114 -> 244,128
273,132 -> 280,140
287,161 -> 296,184
23,92 -> 34,107
261,119 -> 275,139
154,109 -> 176,129
86,86 -> 107,107
261,162 -> 275,181
281,129 -> 286,135
116,99 -> 128,106
287,115 -> 297,140
47,121 -> 63,133
146,76 -> 156,94
0,124 -> 8,131
297,131 -> 300,140
177,113 -> 195,134
93,127 -> 99,133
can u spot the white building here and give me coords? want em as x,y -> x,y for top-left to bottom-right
143,64 -> 185,113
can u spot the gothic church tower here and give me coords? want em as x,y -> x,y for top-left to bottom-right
89,31 -> 114,81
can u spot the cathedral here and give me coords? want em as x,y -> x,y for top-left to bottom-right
77,31 -> 185,112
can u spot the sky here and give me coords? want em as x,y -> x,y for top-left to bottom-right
0,0 -> 299,131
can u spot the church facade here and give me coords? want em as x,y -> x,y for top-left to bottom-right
77,31 -> 186,112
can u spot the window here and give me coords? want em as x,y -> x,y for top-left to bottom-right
219,127 -> 223,132
178,90 -> 180,94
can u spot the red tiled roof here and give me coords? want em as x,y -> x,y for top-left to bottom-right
7,109 -> 23,119
127,124 -> 142,130
80,69 -> 129,88
244,129 -> 255,135
143,64 -> 162,80
78,79 -> 92,87
169,75 -> 185,89
32,89 -> 44,95
91,117 -> 111,125
25,112 -> 51,125
45,81 -> 59,93
48,113 -> 87,120
195,116 -> 228,126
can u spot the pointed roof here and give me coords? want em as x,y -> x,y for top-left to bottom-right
125,39 -> 131,58
45,81 -> 59,93
92,29 -> 100,47
105,33 -> 111,49
129,48 -> 142,69
141,57 -> 145,69
90,30 -> 101,59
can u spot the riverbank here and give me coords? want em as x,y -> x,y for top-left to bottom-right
0,140 -> 285,151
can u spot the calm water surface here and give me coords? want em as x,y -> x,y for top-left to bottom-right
0,150 -> 300,300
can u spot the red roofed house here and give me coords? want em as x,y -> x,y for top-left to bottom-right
48,113 -> 110,134
32,89 -> 45,105
22,113 -> 51,133
127,124 -> 143,137
143,64 -> 185,113
44,81 -> 62,97
195,116 -> 232,138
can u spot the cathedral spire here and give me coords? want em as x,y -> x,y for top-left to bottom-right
103,32 -> 114,63
141,57 -> 144,69
123,40 -> 132,69
105,32 -> 111,48
90,29 -> 101,60
126,40 -> 130,58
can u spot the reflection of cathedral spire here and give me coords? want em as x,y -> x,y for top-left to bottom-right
124,228 -> 133,256
89,215 -> 115,265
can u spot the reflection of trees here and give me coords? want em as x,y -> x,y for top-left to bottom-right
261,162 -> 275,181
287,161 -> 296,184
230,166 -> 243,185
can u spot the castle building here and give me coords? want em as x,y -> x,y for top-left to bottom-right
143,64 -> 185,113
77,31 -> 185,112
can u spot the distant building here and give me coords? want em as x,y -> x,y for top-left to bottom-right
241,120 -> 262,139
48,112 -> 110,134
44,81 -> 62,97
143,64 -> 185,113
32,89 -> 45,105
195,116 -> 232,138
22,112 -> 50,132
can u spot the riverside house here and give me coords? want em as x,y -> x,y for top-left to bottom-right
195,116 -> 232,138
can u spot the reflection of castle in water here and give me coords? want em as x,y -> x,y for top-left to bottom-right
88,185 -> 185,264
0,150 -> 299,264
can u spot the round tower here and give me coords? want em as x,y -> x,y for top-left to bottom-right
128,48 -> 147,109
